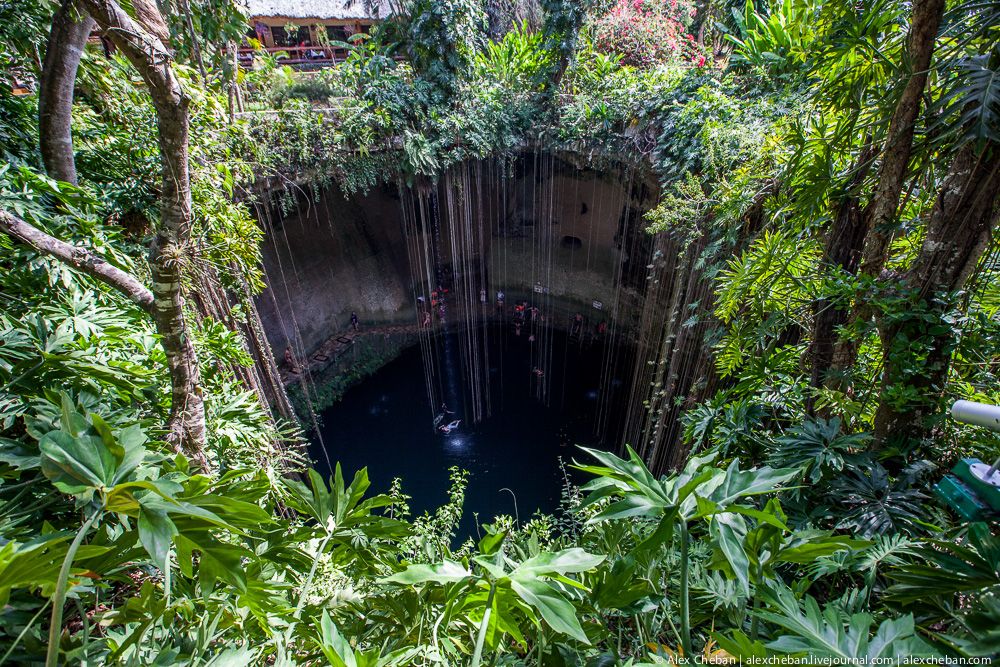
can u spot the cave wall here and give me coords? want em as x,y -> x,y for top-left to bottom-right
253,151 -> 718,473
486,154 -> 657,313
255,152 -> 659,357
254,183 -> 411,357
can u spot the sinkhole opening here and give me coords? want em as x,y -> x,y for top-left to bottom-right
255,151 -> 674,524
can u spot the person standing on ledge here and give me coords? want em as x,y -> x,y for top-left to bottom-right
283,345 -> 299,373
350,312 -> 359,332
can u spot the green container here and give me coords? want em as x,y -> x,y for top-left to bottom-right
934,458 -> 1000,521
952,458 -> 1000,512
934,474 -> 990,521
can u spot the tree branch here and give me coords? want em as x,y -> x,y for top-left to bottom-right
0,209 -> 154,312
859,0 -> 945,276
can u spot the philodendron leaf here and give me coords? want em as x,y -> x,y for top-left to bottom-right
706,461 -> 798,507
318,610 -> 357,667
711,512 -> 751,598
39,430 -> 112,497
510,548 -> 605,578
138,503 -> 178,573
381,560 -> 472,585
510,577 -> 589,644
758,585 -> 936,660
39,410 -> 147,498
203,646 -> 261,667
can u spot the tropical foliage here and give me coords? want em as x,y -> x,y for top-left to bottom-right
1,0 -> 999,664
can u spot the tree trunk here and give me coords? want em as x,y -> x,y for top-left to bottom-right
857,0 -> 945,278
38,0 -> 94,185
146,85 -> 207,466
79,0 -> 208,467
871,144 -> 1000,448
132,0 -> 171,45
176,0 -> 207,80
824,0 -> 945,385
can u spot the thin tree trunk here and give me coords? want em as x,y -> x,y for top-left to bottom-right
177,0 -> 208,80
871,144 -> 1000,447
79,0 -> 208,467
38,0 -> 94,185
226,43 -> 237,123
857,0 -> 945,277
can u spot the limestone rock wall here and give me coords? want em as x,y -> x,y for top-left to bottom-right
255,152 -> 658,357
254,183 -> 411,357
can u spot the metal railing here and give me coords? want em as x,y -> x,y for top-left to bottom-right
238,45 -> 350,67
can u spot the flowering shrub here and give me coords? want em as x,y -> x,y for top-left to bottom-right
591,0 -> 705,68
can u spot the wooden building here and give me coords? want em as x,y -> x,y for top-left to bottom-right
240,0 -> 391,66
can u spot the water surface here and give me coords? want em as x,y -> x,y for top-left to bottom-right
312,327 -> 631,536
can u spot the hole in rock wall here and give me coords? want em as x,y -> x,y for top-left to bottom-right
253,151 -> 711,528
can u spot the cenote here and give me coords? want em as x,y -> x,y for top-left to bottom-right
259,151 -> 712,526
310,325 -> 634,535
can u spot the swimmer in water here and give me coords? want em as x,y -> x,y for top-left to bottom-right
439,419 -> 461,434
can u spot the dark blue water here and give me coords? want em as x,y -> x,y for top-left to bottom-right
310,327 -> 632,535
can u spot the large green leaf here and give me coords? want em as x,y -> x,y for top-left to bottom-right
381,560 -> 472,585
758,585 -> 936,660
137,502 -> 178,573
510,578 -> 589,644
37,399 -> 145,498
0,536 -> 69,607
175,531 -> 251,593
510,548 -> 605,579
39,429 -> 110,496
704,460 -> 798,508
711,512 -> 751,598
317,611 -> 358,667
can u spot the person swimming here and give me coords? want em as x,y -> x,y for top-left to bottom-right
439,419 -> 461,434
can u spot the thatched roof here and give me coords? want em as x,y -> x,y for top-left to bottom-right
243,0 -> 391,20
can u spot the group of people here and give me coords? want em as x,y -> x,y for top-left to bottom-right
571,312 -> 608,341
419,285 -> 451,327
510,299 -> 542,337
434,404 -> 461,434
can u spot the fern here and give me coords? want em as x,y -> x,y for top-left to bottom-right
715,229 -> 820,325
715,326 -> 748,378
935,53 -> 1000,150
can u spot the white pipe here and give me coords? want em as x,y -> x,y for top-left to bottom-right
951,400 -> 1000,433
951,401 -> 1000,482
